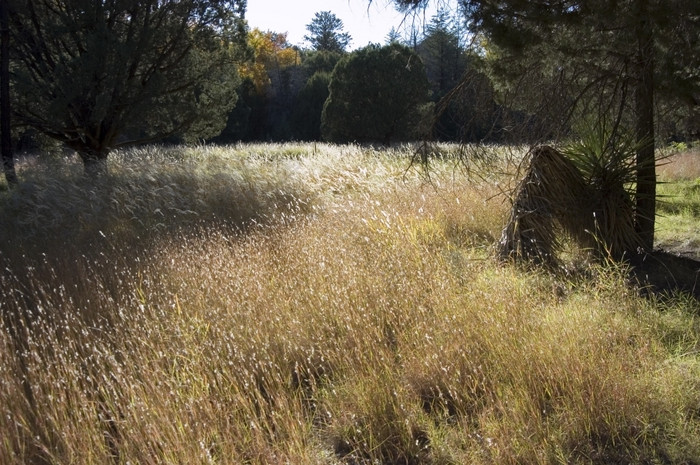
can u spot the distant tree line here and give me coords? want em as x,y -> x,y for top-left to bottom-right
2,2 -> 697,183
210,9 -> 517,145
2,4 -> 532,173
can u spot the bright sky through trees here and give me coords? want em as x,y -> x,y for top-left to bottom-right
245,0 -> 455,49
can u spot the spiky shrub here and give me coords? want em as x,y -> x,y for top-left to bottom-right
499,124 -> 646,266
561,123 -> 645,260
498,146 -> 591,266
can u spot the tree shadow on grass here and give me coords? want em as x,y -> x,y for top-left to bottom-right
628,250 -> 700,301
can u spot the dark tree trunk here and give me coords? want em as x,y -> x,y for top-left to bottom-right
633,0 -> 656,251
75,146 -> 110,177
1,0 -> 17,187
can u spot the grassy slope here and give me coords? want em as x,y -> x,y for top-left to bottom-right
0,144 -> 698,464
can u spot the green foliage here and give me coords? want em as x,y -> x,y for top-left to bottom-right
210,79 -> 256,143
322,43 -> 432,144
416,9 -> 466,99
9,0 -> 246,166
656,149 -> 700,253
301,50 -> 343,75
562,120 -> 643,191
561,122 -> 648,259
409,0 -> 699,144
457,0 -> 699,142
416,10 -> 473,141
291,72 -> 331,141
669,141 -> 689,153
304,11 -> 352,53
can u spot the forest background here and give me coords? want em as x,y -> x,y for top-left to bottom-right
1,1 -> 700,463
6,2 -> 695,155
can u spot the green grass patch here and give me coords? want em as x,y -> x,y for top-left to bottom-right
656,149 -> 700,255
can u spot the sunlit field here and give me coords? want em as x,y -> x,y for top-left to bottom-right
656,147 -> 700,257
1,143 -> 698,464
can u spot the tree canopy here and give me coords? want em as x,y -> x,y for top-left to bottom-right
304,11 -> 352,53
322,43 -> 431,145
374,8 -> 502,143
240,29 -> 299,95
417,10 -> 464,99
9,0 -> 247,172
383,0 -> 700,251
292,71 -> 332,141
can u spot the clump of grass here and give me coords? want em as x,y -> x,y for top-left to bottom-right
1,143 -> 699,464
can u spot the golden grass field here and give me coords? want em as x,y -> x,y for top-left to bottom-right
0,143 -> 698,464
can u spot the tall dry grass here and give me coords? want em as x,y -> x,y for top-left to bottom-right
1,143 -> 698,464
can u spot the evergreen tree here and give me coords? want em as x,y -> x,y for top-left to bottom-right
301,50 -> 344,76
322,43 -> 431,145
286,50 -> 342,140
417,10 -> 468,140
291,72 -> 332,141
417,9 -> 464,98
385,27 -> 402,45
0,0 -> 16,186
9,0 -> 246,174
304,11 -> 352,53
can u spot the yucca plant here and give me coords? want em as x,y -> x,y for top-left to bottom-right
498,145 -> 589,266
561,120 -> 646,260
499,120 -> 646,266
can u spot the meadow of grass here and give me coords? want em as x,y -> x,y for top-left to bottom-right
0,143 -> 699,464
656,147 -> 700,257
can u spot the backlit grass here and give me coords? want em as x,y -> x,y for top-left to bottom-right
1,143 -> 698,464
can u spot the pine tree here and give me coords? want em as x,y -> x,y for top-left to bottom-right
304,11 -> 352,53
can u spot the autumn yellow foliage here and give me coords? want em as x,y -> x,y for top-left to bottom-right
240,29 -> 300,94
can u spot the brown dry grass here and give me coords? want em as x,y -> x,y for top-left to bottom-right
658,148 -> 700,181
0,143 -> 698,464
